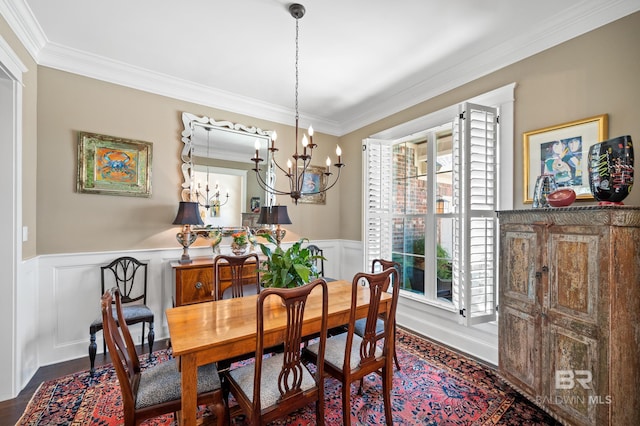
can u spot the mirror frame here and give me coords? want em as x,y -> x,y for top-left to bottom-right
180,112 -> 274,203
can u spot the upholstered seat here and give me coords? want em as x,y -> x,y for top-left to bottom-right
135,358 -> 220,409
307,332 -> 382,371
228,353 -> 317,409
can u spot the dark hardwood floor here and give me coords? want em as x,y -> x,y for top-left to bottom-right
0,338 -> 170,425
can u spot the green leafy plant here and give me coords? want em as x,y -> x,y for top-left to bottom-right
412,238 -> 452,280
436,244 -> 452,280
257,234 -> 322,288
232,231 -> 248,245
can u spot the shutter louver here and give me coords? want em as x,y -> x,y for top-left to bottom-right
363,139 -> 393,270
460,103 -> 498,325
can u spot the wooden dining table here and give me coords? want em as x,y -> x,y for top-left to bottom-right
166,279 -> 392,425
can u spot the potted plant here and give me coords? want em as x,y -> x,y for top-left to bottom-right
231,230 -> 249,255
257,234 -> 321,288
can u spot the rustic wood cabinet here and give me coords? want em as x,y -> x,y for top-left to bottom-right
171,257 -> 260,306
498,206 -> 640,426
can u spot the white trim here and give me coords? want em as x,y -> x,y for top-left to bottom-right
0,33 -> 24,401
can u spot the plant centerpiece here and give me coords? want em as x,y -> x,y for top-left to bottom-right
257,234 -> 321,288
231,230 -> 249,255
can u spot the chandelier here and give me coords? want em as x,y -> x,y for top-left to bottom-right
194,126 -> 229,215
251,3 -> 344,204
195,182 -> 229,216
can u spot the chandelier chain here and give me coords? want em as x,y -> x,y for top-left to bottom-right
295,18 -> 299,121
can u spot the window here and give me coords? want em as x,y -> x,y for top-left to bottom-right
364,89 -> 512,326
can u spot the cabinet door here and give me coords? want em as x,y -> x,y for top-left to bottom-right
176,267 -> 214,306
543,226 -> 607,426
499,224 -> 543,396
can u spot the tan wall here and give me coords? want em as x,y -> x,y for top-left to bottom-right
338,11 -> 640,241
0,15 -> 38,260
36,69 -> 341,254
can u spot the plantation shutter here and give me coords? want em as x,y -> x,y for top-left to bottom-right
456,102 -> 498,325
363,138 -> 393,271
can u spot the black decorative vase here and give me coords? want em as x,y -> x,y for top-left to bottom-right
587,135 -> 634,205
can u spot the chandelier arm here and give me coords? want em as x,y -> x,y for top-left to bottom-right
300,166 -> 343,195
253,169 -> 293,196
269,155 -> 292,177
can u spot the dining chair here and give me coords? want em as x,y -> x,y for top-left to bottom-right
101,287 -> 225,426
304,268 -> 399,426
354,258 -> 402,371
89,256 -> 154,376
307,244 -> 336,282
224,278 -> 329,425
213,253 -> 260,300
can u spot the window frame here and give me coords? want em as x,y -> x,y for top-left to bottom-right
363,83 -> 515,325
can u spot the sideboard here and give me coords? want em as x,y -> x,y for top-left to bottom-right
497,206 -> 640,425
171,256 -> 261,306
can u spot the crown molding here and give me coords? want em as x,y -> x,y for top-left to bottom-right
338,0 -> 640,135
2,0 -> 638,137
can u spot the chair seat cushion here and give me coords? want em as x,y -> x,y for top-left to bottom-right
306,332 -> 382,372
228,353 -> 316,409
353,317 -> 384,337
90,304 -> 154,329
135,358 -> 221,409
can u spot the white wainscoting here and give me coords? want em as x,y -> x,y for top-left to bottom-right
16,239 -> 498,397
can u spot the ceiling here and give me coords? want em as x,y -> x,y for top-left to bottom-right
2,0 -> 639,136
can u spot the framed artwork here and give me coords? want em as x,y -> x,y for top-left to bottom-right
298,165 -> 327,204
523,114 -> 608,203
77,132 -> 153,197
250,196 -> 261,213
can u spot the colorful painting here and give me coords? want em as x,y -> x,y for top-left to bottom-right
523,115 -> 607,203
539,136 -> 583,187
77,132 -> 153,197
298,165 -> 326,204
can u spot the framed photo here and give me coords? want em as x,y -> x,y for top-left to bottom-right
250,196 -> 261,213
523,114 -> 608,203
77,132 -> 153,197
298,165 -> 327,204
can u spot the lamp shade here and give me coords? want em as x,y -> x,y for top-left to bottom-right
172,201 -> 204,226
257,205 -> 292,225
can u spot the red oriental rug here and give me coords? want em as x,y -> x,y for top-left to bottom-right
17,329 -> 559,425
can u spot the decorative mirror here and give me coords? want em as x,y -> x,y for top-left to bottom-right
180,112 -> 275,228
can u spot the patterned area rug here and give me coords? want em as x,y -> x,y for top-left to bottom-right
17,329 -> 559,425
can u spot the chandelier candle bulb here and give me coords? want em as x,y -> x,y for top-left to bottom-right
336,145 -> 342,164
287,159 -> 292,175
326,156 -> 331,173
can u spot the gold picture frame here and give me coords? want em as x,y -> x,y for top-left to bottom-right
298,165 -> 327,204
523,114 -> 608,203
77,132 -> 153,197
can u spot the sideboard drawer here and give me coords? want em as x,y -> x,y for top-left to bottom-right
173,260 -> 214,306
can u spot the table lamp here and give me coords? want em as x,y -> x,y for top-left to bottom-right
172,201 -> 204,264
257,205 -> 292,246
